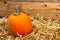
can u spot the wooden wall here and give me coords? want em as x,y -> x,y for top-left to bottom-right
0,2 -> 60,20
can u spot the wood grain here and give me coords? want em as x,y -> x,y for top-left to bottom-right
0,2 -> 60,20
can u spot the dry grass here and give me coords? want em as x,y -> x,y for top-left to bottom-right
0,14 -> 60,40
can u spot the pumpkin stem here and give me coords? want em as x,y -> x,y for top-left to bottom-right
14,5 -> 19,15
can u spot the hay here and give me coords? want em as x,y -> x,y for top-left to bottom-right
0,14 -> 60,40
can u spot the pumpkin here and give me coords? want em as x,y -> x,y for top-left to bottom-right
7,5 -> 32,36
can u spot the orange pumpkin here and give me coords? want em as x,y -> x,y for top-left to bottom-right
7,5 -> 32,36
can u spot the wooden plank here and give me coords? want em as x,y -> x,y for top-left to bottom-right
0,2 -> 60,20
